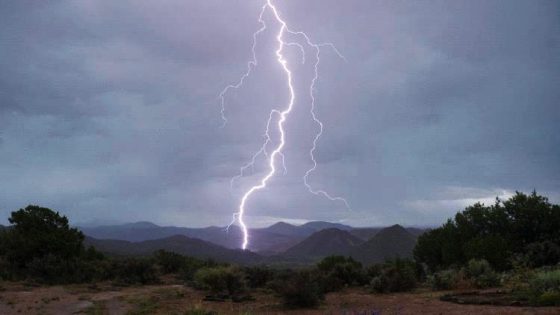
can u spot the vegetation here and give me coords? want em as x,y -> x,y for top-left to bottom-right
316,255 -> 365,292
526,269 -> 560,306
193,266 -> 247,297
414,191 -> 560,271
0,192 -> 558,310
369,258 -> 417,293
427,269 -> 459,290
269,269 -> 324,308
0,205 -> 102,283
462,259 -> 500,289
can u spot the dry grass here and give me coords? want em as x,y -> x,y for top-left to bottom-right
0,281 -> 559,314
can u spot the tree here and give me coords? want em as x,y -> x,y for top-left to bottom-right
1,205 -> 86,281
414,192 -> 560,271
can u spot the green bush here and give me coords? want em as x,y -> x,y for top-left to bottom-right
316,256 -> 365,292
270,269 -> 324,309
427,269 -> 459,291
537,291 -> 560,306
154,250 -> 186,274
529,269 -> 560,294
522,269 -> 560,306
111,258 -> 159,285
369,258 -> 417,293
462,259 -> 499,289
244,265 -> 275,288
194,266 -> 246,297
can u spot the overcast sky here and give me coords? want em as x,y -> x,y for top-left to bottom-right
1,0 -> 559,228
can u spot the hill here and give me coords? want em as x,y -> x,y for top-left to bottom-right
258,222 -> 308,236
300,221 -> 352,232
84,235 -> 262,265
283,228 -> 364,260
79,221 -> 426,258
349,224 -> 417,264
80,222 -> 304,254
349,227 -> 383,241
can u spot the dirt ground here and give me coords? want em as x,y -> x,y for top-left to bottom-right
0,281 -> 558,315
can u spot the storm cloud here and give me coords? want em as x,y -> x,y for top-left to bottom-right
1,0 -> 559,227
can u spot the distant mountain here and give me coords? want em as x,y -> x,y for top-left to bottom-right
80,222 -> 242,248
80,221 -> 426,259
258,222 -> 309,236
84,235 -> 262,265
349,224 -> 417,265
283,228 -> 364,260
300,221 -> 352,232
349,227 -> 383,241
349,226 -> 428,241
80,222 -> 304,254
406,227 -> 430,237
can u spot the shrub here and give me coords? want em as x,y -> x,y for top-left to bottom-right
369,258 -> 417,293
270,269 -> 324,309
462,259 -> 499,289
529,269 -> 560,294
154,250 -> 186,274
244,265 -> 275,288
316,256 -> 365,292
525,269 -> 560,306
427,269 -> 459,291
180,258 -> 217,282
111,258 -> 159,285
194,266 -> 246,297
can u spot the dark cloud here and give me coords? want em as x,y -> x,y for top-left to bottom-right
0,0 -> 558,228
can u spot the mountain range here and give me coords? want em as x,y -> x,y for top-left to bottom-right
79,220 -> 355,254
79,221 -> 427,265
84,235 -> 261,265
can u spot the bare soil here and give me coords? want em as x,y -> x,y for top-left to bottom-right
0,282 -> 558,315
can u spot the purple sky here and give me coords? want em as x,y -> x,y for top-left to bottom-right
0,0 -> 559,227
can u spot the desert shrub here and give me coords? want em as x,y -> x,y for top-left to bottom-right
181,258 -> 218,282
154,250 -> 186,274
111,258 -> 159,285
462,259 -> 499,289
316,256 -> 365,292
369,258 -> 417,293
537,292 -> 560,306
522,269 -> 560,306
270,269 -> 324,309
529,269 -> 560,294
194,266 -> 246,297
244,265 -> 275,288
427,269 -> 459,291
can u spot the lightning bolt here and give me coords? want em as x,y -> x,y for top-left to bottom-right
221,0 -> 349,250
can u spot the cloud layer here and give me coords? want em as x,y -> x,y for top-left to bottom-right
1,0 -> 559,228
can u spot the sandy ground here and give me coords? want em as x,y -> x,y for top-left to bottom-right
0,282 -> 559,315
